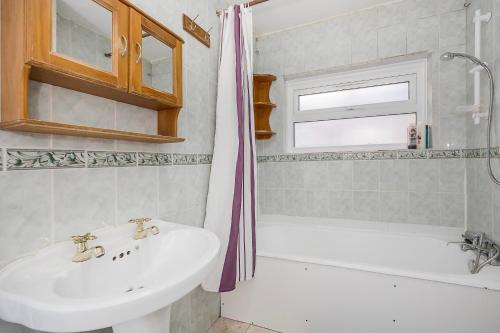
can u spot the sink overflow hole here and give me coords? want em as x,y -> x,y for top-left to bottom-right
112,249 -> 134,261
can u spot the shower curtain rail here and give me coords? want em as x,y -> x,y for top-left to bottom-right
216,0 -> 269,16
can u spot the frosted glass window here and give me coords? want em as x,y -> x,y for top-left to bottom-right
299,82 -> 410,111
294,113 -> 416,149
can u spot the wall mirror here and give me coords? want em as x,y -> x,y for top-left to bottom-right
141,30 -> 174,94
52,0 -> 113,72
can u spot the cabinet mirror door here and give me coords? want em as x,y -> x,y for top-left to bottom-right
28,0 -> 129,89
130,9 -> 182,106
141,30 -> 174,95
52,0 -> 113,72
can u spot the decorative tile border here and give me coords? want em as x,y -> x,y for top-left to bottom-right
138,152 -> 160,166
371,151 -> 399,160
257,147 -> 500,163
88,151 -> 137,168
157,153 -> 173,166
172,153 -> 198,165
427,149 -> 463,159
6,149 -> 86,170
3,147 -> 499,170
198,154 -> 213,165
397,150 -> 430,160
3,150 -> 211,171
463,149 -> 483,159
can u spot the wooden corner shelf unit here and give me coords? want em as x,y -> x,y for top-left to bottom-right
253,74 -> 276,140
1,0 -> 185,143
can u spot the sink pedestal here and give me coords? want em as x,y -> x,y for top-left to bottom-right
112,306 -> 171,333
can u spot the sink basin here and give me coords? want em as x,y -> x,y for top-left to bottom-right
0,220 -> 220,333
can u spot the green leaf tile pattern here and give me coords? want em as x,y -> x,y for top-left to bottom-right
87,151 -> 137,168
1,148 -> 497,171
7,150 -> 85,170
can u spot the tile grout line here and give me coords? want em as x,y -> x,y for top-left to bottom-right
114,167 -> 118,227
49,169 -> 55,244
49,84 -> 54,150
2,148 -> 6,172
156,163 -> 160,219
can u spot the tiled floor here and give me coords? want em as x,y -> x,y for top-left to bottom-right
208,318 -> 280,333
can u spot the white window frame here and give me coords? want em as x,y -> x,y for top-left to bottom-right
285,58 -> 429,153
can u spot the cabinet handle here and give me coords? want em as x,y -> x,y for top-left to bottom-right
120,35 -> 128,57
136,42 -> 142,64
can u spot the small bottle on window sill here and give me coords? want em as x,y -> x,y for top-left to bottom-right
407,125 -> 418,149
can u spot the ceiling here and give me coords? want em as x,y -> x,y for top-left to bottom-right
228,0 -> 393,36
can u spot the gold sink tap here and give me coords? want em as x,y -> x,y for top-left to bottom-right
71,233 -> 105,263
129,218 -> 160,240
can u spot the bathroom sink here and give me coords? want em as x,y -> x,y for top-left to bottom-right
0,220 -> 220,333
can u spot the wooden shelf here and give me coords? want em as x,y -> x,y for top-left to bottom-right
255,102 -> 276,108
253,74 -> 277,140
254,74 -> 277,82
30,64 -> 176,111
0,119 -> 185,143
255,130 -> 276,140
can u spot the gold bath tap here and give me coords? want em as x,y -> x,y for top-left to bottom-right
129,218 -> 160,240
71,233 -> 105,263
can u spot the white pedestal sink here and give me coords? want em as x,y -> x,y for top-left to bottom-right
0,220 -> 220,333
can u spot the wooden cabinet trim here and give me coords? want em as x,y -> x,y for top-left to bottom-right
120,0 -> 184,43
128,8 -> 142,94
1,0 -> 29,121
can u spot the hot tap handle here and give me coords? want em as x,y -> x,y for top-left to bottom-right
71,233 -> 97,244
128,218 -> 152,224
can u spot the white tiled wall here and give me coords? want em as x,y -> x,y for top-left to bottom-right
259,158 -> 466,227
255,0 -> 469,227
465,0 -> 500,243
255,0 -> 468,156
0,0 -> 225,332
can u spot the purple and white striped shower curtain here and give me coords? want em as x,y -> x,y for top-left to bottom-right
202,4 -> 256,293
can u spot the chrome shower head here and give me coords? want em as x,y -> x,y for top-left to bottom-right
440,52 -> 488,68
440,52 -> 455,61
440,51 -> 500,186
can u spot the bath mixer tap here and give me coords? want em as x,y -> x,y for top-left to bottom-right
448,231 -> 500,274
129,218 -> 160,240
71,233 -> 105,263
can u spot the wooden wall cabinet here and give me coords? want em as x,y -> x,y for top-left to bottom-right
1,0 -> 185,143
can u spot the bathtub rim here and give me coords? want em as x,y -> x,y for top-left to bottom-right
256,215 -> 500,292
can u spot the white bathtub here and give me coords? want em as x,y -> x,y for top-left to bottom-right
222,216 -> 500,333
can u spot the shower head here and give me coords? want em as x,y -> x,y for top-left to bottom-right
440,51 -> 500,186
440,52 -> 455,61
440,52 -> 488,68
